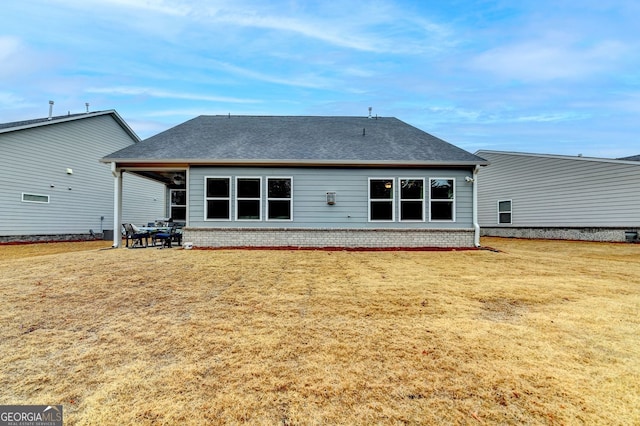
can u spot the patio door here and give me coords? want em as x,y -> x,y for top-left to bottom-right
170,189 -> 186,221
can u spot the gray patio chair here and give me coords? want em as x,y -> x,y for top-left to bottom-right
122,223 -> 149,248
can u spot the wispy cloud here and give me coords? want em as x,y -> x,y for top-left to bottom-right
0,36 -> 21,60
0,91 -> 27,108
424,105 -> 588,125
0,36 -> 44,80
513,112 -> 589,123
86,86 -> 261,104
200,60 -> 337,90
53,0 -> 451,54
471,31 -> 629,82
53,0 -> 192,16
3,0 -> 640,157
202,6 -> 452,54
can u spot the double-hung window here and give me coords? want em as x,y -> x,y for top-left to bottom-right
430,178 -> 455,221
369,178 -> 394,221
205,177 -> 230,220
236,177 -> 262,220
400,178 -> 425,221
267,177 -> 292,220
498,200 -> 512,224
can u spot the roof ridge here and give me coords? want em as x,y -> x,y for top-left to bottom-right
0,110 -> 108,129
198,114 -> 393,119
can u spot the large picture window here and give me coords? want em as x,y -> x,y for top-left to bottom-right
236,177 -> 261,220
369,178 -> 394,221
430,178 -> 455,221
267,177 -> 292,220
400,178 -> 424,221
498,200 -> 512,224
205,177 -> 230,220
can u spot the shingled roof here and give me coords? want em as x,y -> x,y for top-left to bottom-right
103,115 -> 487,167
619,154 -> 640,161
0,110 -> 140,141
0,113 -> 89,131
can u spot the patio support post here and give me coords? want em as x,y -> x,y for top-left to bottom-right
472,165 -> 481,247
112,163 -> 123,248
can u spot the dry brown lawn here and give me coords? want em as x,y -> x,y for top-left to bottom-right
0,237 -> 638,425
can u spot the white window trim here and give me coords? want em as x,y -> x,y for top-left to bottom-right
204,176 -> 231,221
21,193 -> 50,204
399,177 -> 425,222
498,199 -> 512,224
266,176 -> 293,221
429,177 -> 456,222
236,176 -> 262,221
368,177 -> 395,222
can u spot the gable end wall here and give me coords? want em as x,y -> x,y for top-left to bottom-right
0,115 -> 165,239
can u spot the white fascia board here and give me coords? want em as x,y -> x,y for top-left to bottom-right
102,158 -> 489,168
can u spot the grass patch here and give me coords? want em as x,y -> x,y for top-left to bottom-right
0,237 -> 638,424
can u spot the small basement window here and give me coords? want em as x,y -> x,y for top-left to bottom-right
22,193 -> 49,203
498,200 -> 512,224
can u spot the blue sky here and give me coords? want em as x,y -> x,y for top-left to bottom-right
1,0 -> 639,157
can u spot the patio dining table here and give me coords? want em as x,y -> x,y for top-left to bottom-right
138,226 -> 172,233
138,226 -> 182,247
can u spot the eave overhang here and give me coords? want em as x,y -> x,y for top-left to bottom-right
101,158 -> 490,169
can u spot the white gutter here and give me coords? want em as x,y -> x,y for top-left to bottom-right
472,165 -> 481,247
99,158 -> 490,167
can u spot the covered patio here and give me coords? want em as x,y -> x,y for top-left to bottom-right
108,163 -> 187,248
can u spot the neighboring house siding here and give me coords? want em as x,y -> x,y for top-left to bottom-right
476,151 -> 640,241
188,166 -> 474,229
122,173 -> 166,228
0,115 -> 164,239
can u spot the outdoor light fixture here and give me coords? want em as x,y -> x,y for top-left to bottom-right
326,191 -> 336,205
172,173 -> 185,185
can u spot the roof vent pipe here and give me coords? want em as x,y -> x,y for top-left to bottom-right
368,106 -> 372,119
85,102 -> 90,113
48,100 -> 54,120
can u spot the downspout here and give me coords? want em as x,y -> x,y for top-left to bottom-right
472,165 -> 481,247
111,163 -> 123,248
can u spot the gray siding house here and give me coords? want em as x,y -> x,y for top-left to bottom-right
102,115 -> 488,249
0,110 -> 165,242
476,150 -> 640,242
